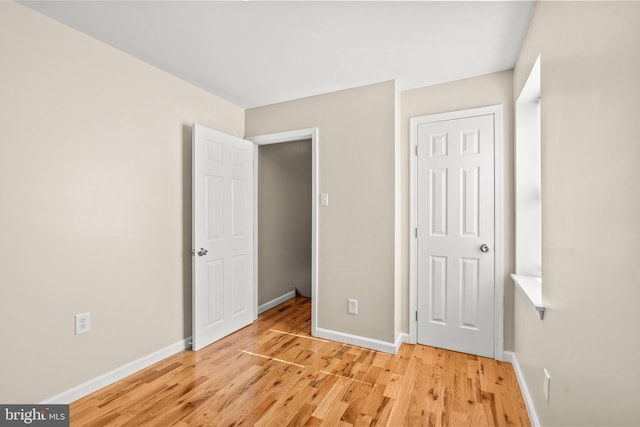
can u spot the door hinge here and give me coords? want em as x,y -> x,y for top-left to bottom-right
415,227 -> 418,238
415,145 -> 419,156
415,311 -> 418,322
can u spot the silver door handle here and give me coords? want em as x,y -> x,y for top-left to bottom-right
480,244 -> 490,253
197,248 -> 208,256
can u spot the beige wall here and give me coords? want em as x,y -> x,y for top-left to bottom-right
513,1 -> 640,424
246,81 -> 398,343
9,0 -> 638,416
0,2 -> 244,403
258,140 -> 312,303
400,71 -> 515,350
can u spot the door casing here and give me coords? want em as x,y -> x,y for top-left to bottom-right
247,128 -> 319,337
409,105 -> 504,360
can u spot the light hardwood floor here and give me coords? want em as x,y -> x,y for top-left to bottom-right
71,297 -> 530,426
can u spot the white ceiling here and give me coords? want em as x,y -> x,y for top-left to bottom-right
21,1 -> 535,109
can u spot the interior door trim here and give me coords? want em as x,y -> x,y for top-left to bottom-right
409,105 -> 504,360
247,128 -> 319,337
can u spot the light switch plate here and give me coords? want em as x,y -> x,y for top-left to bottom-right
543,369 -> 551,403
348,299 -> 358,315
320,193 -> 329,207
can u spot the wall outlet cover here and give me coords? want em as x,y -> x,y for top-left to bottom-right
75,312 -> 91,335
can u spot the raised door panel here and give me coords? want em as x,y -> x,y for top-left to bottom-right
206,176 -> 224,240
207,259 -> 224,326
460,167 -> 479,238
459,258 -> 479,329
430,169 -> 448,236
429,256 -> 448,324
231,255 -> 248,316
231,179 -> 246,238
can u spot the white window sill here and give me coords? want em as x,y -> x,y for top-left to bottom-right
511,274 -> 545,320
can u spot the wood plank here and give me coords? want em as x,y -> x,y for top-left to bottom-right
69,297 -> 529,426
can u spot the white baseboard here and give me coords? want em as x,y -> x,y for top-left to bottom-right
258,290 -> 296,314
40,337 -> 191,404
315,327 -> 398,354
395,332 -> 410,352
504,351 -> 540,427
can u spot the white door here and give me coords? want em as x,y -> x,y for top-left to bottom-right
192,124 -> 254,351
416,114 -> 495,357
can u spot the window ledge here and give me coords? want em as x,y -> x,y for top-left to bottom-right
511,274 -> 545,320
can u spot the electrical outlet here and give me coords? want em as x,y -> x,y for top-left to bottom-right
75,312 -> 91,335
348,299 -> 358,315
543,369 -> 551,403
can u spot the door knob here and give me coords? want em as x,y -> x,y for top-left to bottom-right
197,248 -> 208,256
480,244 -> 490,253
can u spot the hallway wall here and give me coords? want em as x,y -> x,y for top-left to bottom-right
258,140 -> 312,303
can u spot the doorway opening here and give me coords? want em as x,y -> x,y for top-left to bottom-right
248,128 -> 319,336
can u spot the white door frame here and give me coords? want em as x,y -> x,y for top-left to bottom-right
409,105 -> 504,360
247,128 -> 319,337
